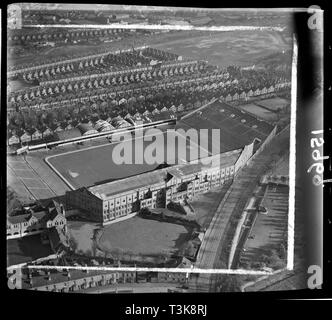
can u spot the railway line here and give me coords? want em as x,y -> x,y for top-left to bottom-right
190,127 -> 290,292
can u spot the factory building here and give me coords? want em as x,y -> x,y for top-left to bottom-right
65,144 -> 254,225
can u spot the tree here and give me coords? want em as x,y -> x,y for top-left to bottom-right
278,243 -> 287,260
139,207 -> 151,216
45,111 -> 57,127
24,114 -> 37,130
10,112 -> 24,127
68,236 -> 78,252
57,108 -> 67,123
7,187 -> 23,216
280,176 -> 287,184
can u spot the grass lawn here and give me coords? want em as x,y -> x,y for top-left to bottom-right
190,182 -> 232,229
68,221 -> 100,256
97,216 -> 190,256
153,30 -> 291,67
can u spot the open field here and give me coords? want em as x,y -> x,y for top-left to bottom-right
46,129 -> 205,190
10,29 -> 291,69
9,30 -> 192,67
9,35 -> 141,67
153,30 -> 291,67
97,216 -> 190,256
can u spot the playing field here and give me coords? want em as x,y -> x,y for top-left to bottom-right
153,30 -> 291,67
46,129 -> 206,190
97,216 -> 189,256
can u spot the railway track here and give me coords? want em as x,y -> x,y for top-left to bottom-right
244,269 -> 306,292
190,134 -> 287,292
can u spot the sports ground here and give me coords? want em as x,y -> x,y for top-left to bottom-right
152,30 -> 291,67
10,29 -> 291,69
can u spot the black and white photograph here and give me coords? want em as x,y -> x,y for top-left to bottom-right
4,3 -> 328,301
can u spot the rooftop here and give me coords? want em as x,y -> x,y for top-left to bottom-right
88,149 -> 241,199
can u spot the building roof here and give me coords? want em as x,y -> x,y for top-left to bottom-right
48,227 -> 68,252
21,267 -> 125,289
149,110 -> 176,122
87,149 -> 241,199
7,200 -> 64,225
7,213 -> 34,225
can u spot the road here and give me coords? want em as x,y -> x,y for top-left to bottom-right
190,126 -> 290,292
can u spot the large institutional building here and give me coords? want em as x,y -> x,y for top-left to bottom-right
65,142 -> 254,225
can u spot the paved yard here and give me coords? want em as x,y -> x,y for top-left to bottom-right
7,156 -> 56,201
240,184 -> 289,266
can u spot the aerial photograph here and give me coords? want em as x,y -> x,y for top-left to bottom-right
6,3 -> 308,294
